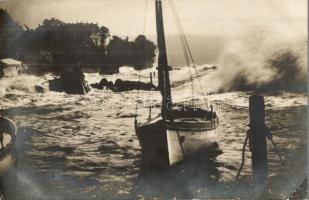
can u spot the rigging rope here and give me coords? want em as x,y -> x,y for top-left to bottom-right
134,71 -> 141,123
168,0 -> 209,108
135,0 -> 148,123
167,0 -> 194,103
236,132 -> 249,180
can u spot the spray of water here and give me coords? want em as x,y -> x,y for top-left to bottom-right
0,75 -> 48,97
204,24 -> 307,93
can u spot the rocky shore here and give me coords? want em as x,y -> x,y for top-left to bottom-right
91,78 -> 157,92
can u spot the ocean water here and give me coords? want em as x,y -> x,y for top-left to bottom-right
0,66 -> 307,199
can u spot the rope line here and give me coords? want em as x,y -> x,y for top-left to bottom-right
236,129 -> 298,191
134,71 -> 141,122
236,133 -> 249,180
135,0 -> 148,123
166,0 -> 195,106
168,0 -> 209,108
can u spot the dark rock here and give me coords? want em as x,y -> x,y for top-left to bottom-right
107,81 -> 113,89
90,78 -> 157,92
90,83 -> 103,90
90,78 -> 110,90
113,79 -> 157,92
49,67 -> 91,94
35,85 -> 45,93
100,78 -> 108,86
99,67 -> 119,75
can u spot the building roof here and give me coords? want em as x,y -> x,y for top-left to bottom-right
0,58 -> 22,65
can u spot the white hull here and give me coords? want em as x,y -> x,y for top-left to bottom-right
166,128 -> 217,165
136,117 -> 219,168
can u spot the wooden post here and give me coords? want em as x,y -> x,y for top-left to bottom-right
148,106 -> 152,120
150,72 -> 153,84
249,95 -> 268,193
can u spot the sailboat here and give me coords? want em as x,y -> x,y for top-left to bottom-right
135,0 -> 219,168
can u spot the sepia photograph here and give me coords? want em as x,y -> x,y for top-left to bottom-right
0,0 -> 307,199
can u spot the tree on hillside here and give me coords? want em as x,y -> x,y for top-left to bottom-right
100,26 -> 110,48
132,35 -> 156,70
23,20 -> 106,73
0,9 -> 157,75
0,9 -> 24,59
106,35 -> 156,71
106,36 -> 132,69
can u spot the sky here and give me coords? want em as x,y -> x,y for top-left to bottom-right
0,0 -> 307,38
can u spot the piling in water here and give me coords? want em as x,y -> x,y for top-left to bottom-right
249,95 -> 268,194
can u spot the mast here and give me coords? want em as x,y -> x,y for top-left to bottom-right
155,0 -> 172,117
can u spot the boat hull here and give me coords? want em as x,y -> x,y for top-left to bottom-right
135,118 -> 170,169
166,128 -> 217,165
136,118 -> 219,168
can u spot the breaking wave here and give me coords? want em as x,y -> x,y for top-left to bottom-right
116,26 -> 307,94
0,75 -> 48,97
204,26 -> 307,93
1,27 -> 306,99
